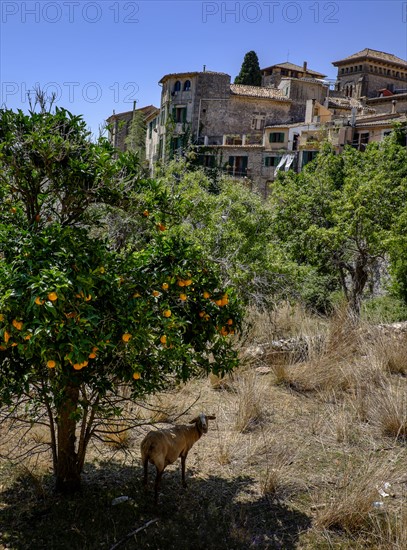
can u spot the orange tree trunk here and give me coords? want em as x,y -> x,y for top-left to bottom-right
55,382 -> 81,493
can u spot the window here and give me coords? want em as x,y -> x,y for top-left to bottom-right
252,116 -> 265,130
173,136 -> 183,152
269,132 -> 285,143
202,155 -> 215,168
173,81 -> 181,92
183,80 -> 191,91
227,156 -> 248,177
302,150 -> 318,167
264,156 -> 282,167
160,108 -> 166,125
173,107 -> 187,123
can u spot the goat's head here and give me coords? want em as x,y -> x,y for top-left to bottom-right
190,413 -> 216,434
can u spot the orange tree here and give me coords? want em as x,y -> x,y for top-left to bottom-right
0,107 -> 241,493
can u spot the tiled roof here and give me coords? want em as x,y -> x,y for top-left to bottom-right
261,62 -> 326,78
159,71 -> 230,83
106,105 -> 159,123
230,84 -> 290,101
367,92 -> 407,103
355,115 -> 407,128
333,48 -> 407,67
328,97 -> 369,109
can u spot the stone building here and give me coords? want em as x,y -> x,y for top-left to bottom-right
261,61 -> 326,87
109,47 -> 406,195
106,105 -> 158,153
333,48 -> 407,99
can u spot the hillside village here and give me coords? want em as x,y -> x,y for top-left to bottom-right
107,47 -> 407,196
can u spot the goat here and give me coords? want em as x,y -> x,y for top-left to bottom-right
140,413 -> 216,502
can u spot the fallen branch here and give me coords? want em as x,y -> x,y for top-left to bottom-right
109,518 -> 159,550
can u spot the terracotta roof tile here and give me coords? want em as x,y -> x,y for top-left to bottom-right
333,48 -> 407,67
261,62 -> 326,78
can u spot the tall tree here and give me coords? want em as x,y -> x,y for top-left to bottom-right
125,107 -> 147,160
234,51 -> 262,86
0,106 -> 241,493
270,137 -> 407,314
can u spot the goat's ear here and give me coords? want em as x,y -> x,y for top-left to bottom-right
206,415 -> 216,420
189,417 -> 199,424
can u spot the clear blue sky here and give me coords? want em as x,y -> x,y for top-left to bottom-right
1,1 -> 406,136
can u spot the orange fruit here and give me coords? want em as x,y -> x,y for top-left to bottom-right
143,210 -> 149,217
85,294 -> 92,302
88,352 -> 96,359
47,360 -> 56,369
4,330 -> 10,343
73,363 -> 83,370
184,279 -> 192,286
122,333 -> 132,343
227,319 -> 233,325
48,292 -> 58,302
221,295 -> 229,306
204,314 -> 210,321
203,291 -> 210,299
0,314 -> 4,321
162,282 -> 169,290
24,334 -> 32,340
163,310 -> 171,318
215,299 -> 222,306
35,296 -> 44,305
157,223 -> 166,232
177,280 -> 185,287
152,290 -> 160,297
179,293 -> 187,301
133,372 -> 141,380
12,319 -> 23,330
199,311 -> 205,318
160,335 -> 167,344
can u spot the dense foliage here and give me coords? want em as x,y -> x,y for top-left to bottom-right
271,137 -> 407,313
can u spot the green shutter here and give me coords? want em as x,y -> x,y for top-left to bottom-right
242,156 -> 248,174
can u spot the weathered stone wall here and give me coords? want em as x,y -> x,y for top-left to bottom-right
199,94 -> 291,139
367,94 -> 407,114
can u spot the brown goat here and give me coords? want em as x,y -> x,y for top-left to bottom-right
140,413 -> 216,502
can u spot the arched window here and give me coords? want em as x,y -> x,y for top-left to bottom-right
183,80 -> 191,91
174,81 -> 181,92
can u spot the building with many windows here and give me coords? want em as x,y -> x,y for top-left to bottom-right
108,48 -> 407,195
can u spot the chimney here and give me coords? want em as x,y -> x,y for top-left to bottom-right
392,99 -> 397,114
303,61 -> 308,76
203,64 -> 206,72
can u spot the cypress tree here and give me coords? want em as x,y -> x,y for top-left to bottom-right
234,51 -> 262,86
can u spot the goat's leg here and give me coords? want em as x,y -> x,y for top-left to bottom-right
181,454 -> 187,487
154,468 -> 163,504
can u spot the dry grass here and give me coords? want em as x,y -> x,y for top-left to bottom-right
1,305 -> 407,549
370,382 -> 407,440
371,332 -> 407,375
314,459 -> 401,534
232,372 -> 266,432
